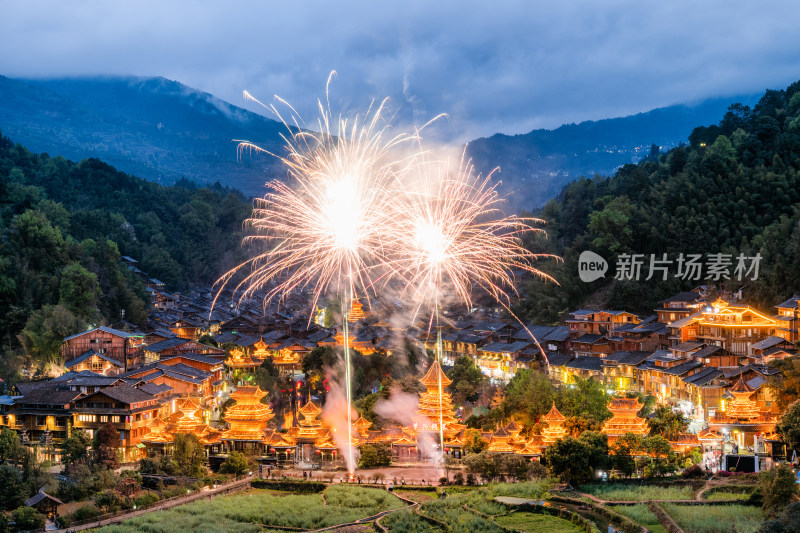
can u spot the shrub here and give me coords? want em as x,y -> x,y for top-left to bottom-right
358,442 -> 392,469
466,473 -> 476,486
133,492 -> 160,508
72,505 -> 102,522
219,451 -> 249,476
682,464 -> 707,479
11,506 -> 45,532
250,479 -> 326,492
453,471 -> 465,485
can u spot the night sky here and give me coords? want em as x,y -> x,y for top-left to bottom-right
2,0 -> 799,142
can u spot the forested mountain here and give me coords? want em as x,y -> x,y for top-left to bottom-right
518,81 -> 800,324
0,134 -> 251,378
0,76 -> 286,197
467,94 -> 759,210
0,75 -> 755,208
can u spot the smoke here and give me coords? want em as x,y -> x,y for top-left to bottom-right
322,363 -> 358,474
374,386 -> 441,465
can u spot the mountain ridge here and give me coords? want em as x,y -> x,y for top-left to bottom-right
0,74 -> 759,205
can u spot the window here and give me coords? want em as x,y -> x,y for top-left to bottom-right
99,416 -> 109,423
111,416 -> 121,423
36,416 -> 46,427
77,414 -> 96,423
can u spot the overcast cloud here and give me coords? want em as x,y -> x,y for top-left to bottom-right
1,0 -> 799,142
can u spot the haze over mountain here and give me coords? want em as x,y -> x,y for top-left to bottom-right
0,75 -> 758,206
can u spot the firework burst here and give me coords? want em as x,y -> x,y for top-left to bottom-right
214,74 -> 416,311
391,150 -> 559,325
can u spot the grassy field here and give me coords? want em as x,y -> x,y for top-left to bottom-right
611,504 -> 667,533
580,483 -> 695,501
94,485 -> 404,532
702,485 -> 755,501
495,512 -> 584,533
380,510 -> 444,532
661,503 -> 763,533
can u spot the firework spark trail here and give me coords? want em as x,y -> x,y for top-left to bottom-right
213,73 -> 418,474
390,151 -> 560,330
386,150 -> 560,463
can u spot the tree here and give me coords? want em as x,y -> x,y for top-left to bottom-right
446,356 -> 487,405
58,263 -> 101,319
500,369 -> 554,427
11,506 -> 44,532
544,436 -> 594,485
641,435 -> 677,478
93,424 -> 120,470
220,451 -> 249,476
463,428 -> 489,454
555,377 -> 612,424
761,463 -> 800,517
0,465 -> 25,511
0,429 -> 26,465
172,433 -> 207,477
358,442 -> 391,469
610,433 -> 643,478
62,429 -> 91,467
647,405 -> 689,440
777,400 -> 800,454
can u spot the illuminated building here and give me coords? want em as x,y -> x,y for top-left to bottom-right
540,403 -> 567,445
601,397 -> 648,442
415,360 -> 465,441
220,386 -> 274,446
708,376 -> 776,452
696,299 -> 779,356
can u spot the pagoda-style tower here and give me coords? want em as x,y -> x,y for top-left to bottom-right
505,418 -> 523,441
416,360 -> 464,438
171,398 -> 221,445
226,348 -> 260,371
347,299 -> 365,322
724,376 -> 761,421
252,337 -> 269,360
540,402 -> 567,445
174,398 -> 204,435
221,386 -> 274,442
601,397 -> 648,441
353,415 -> 372,439
487,425 -> 515,453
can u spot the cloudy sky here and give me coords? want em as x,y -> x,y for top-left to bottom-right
2,0 -> 799,142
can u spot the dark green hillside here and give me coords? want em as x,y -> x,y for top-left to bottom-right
0,134 -> 251,378
520,82 -> 800,323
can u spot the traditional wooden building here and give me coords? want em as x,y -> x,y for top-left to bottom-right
71,385 -> 161,461
63,326 -> 144,372
601,397 -> 649,443
220,386 -> 274,453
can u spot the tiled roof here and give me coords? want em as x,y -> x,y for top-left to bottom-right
64,326 -> 135,342
750,336 -> 786,350
85,385 -> 154,405
144,337 -> 193,352
572,334 -> 606,344
66,350 -> 123,368
565,356 -> 604,372
777,296 -> 800,309
545,353 -> 574,367
659,292 -> 704,304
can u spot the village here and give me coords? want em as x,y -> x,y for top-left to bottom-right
1,254 -> 797,477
